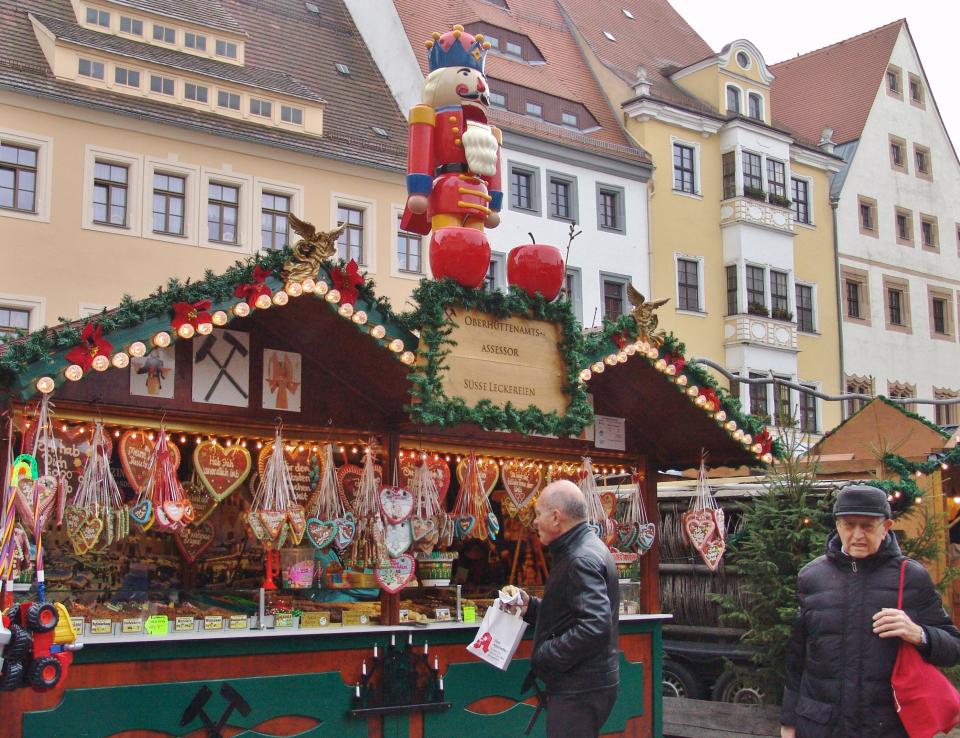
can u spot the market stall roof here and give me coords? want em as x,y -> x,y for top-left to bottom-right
0,248 -> 769,469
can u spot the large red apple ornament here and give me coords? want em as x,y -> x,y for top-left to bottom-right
430,227 -> 491,289
507,234 -> 565,301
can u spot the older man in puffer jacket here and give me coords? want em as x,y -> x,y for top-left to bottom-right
781,484 -> 960,737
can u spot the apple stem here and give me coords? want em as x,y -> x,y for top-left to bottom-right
528,232 -> 536,244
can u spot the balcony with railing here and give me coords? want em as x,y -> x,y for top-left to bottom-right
723,311 -> 798,351
720,192 -> 794,234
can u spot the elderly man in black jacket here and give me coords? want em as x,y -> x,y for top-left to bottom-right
781,484 -> 960,737
515,479 -> 619,738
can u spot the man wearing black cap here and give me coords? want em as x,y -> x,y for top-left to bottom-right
780,484 -> 960,737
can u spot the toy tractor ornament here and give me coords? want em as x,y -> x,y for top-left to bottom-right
1,601 -> 81,692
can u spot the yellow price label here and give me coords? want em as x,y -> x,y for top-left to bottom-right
145,615 -> 168,636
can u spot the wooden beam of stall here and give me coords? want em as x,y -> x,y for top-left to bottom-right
379,431 -> 402,626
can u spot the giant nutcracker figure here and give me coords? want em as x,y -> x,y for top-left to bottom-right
402,25 -> 502,289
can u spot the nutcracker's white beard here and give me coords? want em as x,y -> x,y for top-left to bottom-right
462,121 -> 499,177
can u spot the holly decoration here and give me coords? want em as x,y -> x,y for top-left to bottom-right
330,259 -> 364,306
64,322 -> 112,371
234,265 -> 273,307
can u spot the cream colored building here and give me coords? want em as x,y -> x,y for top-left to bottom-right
0,0 -> 415,332
559,1 -> 844,437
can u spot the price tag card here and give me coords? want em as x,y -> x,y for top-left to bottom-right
145,615 -> 168,636
398,609 -> 410,623
122,618 -> 143,634
70,617 -> 85,634
175,616 -> 196,632
91,618 -> 113,635
462,606 -> 476,624
228,615 -> 249,630
203,615 -> 224,631
274,612 -> 294,628
300,611 -> 330,628
342,611 -> 369,626
434,607 -> 452,622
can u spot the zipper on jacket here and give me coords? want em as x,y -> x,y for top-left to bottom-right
851,560 -> 857,572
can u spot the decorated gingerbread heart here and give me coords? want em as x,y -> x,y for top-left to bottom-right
454,515 -> 476,539
175,522 -> 216,564
682,509 -> 717,549
258,443 -> 321,508
306,518 -> 338,549
259,510 -> 288,541
600,492 -> 617,519
616,521 -> 639,549
246,510 -> 268,541
129,499 -> 154,528
456,458 -> 498,497
375,553 -> 416,594
336,464 -> 382,506
637,522 -> 656,553
385,520 -> 413,558
118,430 -> 181,495
502,463 -> 542,511
195,441 -> 252,502
183,478 -> 217,526
287,505 -> 307,545
700,537 -> 726,571
334,513 -> 356,552
411,516 -> 436,542
398,457 -> 452,503
379,486 -> 414,524
13,475 -> 58,532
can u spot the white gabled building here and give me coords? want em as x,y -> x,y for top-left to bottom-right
772,20 -> 960,427
345,0 -> 652,326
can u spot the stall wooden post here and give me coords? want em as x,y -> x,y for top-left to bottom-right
379,431 -> 401,625
641,455 -> 660,615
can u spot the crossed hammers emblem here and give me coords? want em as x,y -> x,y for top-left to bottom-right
180,683 -> 251,738
195,332 -> 249,402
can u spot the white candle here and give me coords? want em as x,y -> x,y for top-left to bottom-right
439,675 -> 444,691
391,634 -> 396,646
355,682 -> 360,698
408,633 -> 413,645
373,644 -> 378,658
434,655 -> 439,670
424,642 -> 428,655
362,660 -> 367,676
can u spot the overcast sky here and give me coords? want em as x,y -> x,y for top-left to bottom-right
667,1 -> 958,145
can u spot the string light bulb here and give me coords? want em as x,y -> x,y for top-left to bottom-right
675,374 -> 688,386
352,310 -> 368,325
152,332 -> 171,348
197,322 -> 213,335
233,302 -> 251,318
64,364 -> 83,382
624,344 -> 636,356
285,282 -> 303,297
400,351 -> 416,365
591,361 -> 605,374
579,368 -> 592,382
325,289 -> 341,304
128,341 -> 147,358
604,354 -> 618,366
212,310 -> 229,326
177,324 -> 196,340
256,293 -> 273,309
301,278 -> 317,293
314,280 -> 329,296
370,325 -> 386,339
35,376 -> 55,394
389,339 -> 404,353
112,352 -> 130,369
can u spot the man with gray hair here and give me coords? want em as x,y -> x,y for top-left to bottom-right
513,480 -> 620,737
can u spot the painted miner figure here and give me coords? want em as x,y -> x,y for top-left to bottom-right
402,24 -> 503,289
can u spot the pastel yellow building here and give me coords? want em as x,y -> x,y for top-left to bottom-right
560,2 -> 843,439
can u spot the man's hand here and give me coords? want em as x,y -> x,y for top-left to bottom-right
873,608 -> 925,645
406,194 -> 428,215
518,588 -> 529,617
501,585 -> 530,616
780,726 -> 796,738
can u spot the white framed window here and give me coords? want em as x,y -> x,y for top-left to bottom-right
0,129 -> 53,223
185,33 -> 207,51
674,253 -> 705,314
489,91 -> 506,108
119,16 -> 142,35
82,145 -> 142,235
790,174 -> 814,226
546,171 -> 578,222
391,206 -> 425,280
795,281 -> 817,333
185,83 -> 209,103
152,24 -> 176,44
0,294 -> 44,336
485,252 -> 507,292
798,381 -> 821,434
85,8 -> 110,27
142,158 -> 200,246
254,177 -> 303,252
114,66 -> 140,88
561,267 -> 583,322
150,74 -> 175,96
249,98 -> 272,119
199,167 -> 252,252
670,136 -> 701,198
725,84 -> 742,115
331,193 -> 376,270
78,58 -> 105,80
280,105 -> 303,125
525,101 -> 542,118
215,39 -> 238,59
747,92 -> 763,121
217,90 -> 241,111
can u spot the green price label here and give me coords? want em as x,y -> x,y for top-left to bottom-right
463,606 -> 477,623
145,615 -> 169,636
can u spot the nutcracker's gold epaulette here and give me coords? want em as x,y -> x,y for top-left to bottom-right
409,105 -> 436,126
491,126 -> 502,145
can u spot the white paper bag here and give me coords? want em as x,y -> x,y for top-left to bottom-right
466,601 -> 527,671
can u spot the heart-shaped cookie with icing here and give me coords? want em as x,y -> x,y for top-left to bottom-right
176,522 -> 216,564
119,430 -> 180,495
194,441 -> 252,503
375,554 -> 416,594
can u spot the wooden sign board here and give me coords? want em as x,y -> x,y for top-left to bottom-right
440,309 -> 567,415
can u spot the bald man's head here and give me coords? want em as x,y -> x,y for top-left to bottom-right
534,480 -> 587,545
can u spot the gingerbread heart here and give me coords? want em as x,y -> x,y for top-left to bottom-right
379,486 -> 414,524
454,515 -> 476,539
486,511 -> 500,540
456,458 -> 498,496
385,520 -> 413,557
259,510 -> 287,541
374,553 -> 416,594
175,522 -> 215,564
617,521 -> 639,549
334,514 -> 356,552
183,480 -> 217,526
258,443 -> 321,508
246,510 -> 268,541
502,463 -> 543,511
600,492 -> 617,519
118,430 -> 181,495
411,516 -> 436,542
602,518 -> 618,547
163,500 -> 187,524
287,505 -> 307,545
637,523 -> 656,553
682,509 -> 717,549
700,537 -> 726,571
63,505 -> 89,553
129,499 -> 154,527
336,464 -> 382,505
13,475 -> 58,533
78,514 -> 104,553
399,457 -> 452,503
25,424 -> 112,503
306,518 -> 337,549
195,441 -> 252,502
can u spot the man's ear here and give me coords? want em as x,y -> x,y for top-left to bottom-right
883,519 -> 895,534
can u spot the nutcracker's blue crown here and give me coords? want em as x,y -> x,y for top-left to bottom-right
425,24 -> 490,74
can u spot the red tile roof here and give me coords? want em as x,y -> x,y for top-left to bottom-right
556,0 -> 715,112
770,20 -> 904,145
392,0 -> 649,161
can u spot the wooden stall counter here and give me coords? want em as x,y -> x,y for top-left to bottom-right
0,614 -> 670,738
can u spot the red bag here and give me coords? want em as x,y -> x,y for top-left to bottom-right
891,559 -> 960,738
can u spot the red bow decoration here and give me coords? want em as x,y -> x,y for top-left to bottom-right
65,323 -> 113,371
755,429 -> 773,455
700,387 -> 719,412
663,352 -> 686,373
171,300 -> 212,331
234,265 -> 273,307
330,259 -> 364,306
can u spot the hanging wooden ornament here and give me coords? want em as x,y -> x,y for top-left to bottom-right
451,453 -> 498,541
67,420 -> 125,553
682,455 -> 726,572
307,444 -> 349,550
249,427 -> 296,548
347,444 -> 387,567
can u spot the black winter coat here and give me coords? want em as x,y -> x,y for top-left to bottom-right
781,531 -> 960,737
524,522 -> 620,694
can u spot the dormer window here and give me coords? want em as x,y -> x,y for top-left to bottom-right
217,90 -> 240,111
736,51 -> 750,69
506,40 -> 522,56
748,92 -> 762,121
622,9 -> 634,18
561,111 -> 578,128
153,24 -> 176,44
490,91 -> 506,108
526,101 -> 542,118
114,67 -> 140,88
185,33 -> 207,51
119,16 -> 142,35
335,63 -> 350,76
78,58 -> 104,80
185,83 -> 208,103
372,126 -> 389,138
281,105 -> 303,124
150,75 -> 175,96
216,40 -> 238,59
603,31 -> 616,42
486,35 -> 499,49
249,98 -> 272,118
85,8 -> 110,27
726,86 -> 741,115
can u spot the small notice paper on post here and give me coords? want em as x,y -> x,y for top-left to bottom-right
466,589 -> 527,671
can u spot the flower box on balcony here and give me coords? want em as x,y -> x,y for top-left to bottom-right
743,186 -> 767,203
768,193 -> 792,209
771,308 -> 794,322
747,302 -> 769,317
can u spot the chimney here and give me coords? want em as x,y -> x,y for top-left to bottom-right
633,66 -> 650,97
819,127 -> 835,154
